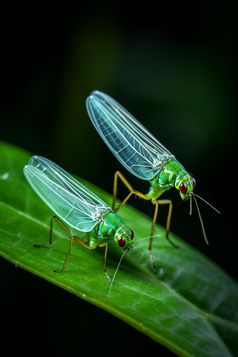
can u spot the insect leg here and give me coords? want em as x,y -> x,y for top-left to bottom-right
34,215 -> 89,248
113,171 -> 134,210
34,215 -> 94,272
33,215 -> 68,247
148,202 -> 159,270
54,232 -> 94,273
114,189 -> 150,214
154,199 -> 179,249
98,242 -> 112,283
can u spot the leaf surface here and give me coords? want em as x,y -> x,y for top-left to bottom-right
0,141 -> 237,356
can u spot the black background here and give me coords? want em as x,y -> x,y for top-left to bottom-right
1,2 -> 237,355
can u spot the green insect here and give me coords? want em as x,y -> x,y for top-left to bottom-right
86,90 -> 220,268
24,155 -> 137,283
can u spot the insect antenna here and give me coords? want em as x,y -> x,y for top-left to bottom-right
129,234 -> 160,271
194,194 -> 220,214
193,195 -> 209,245
108,235 -> 160,294
131,234 -> 161,244
189,196 -> 193,215
128,245 -> 154,268
108,248 -> 128,295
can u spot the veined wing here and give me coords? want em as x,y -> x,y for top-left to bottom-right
24,156 -> 109,232
86,90 -> 175,180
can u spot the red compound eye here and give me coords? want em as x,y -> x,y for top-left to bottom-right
192,178 -> 196,188
179,183 -> 187,194
118,237 -> 126,247
130,230 -> 134,240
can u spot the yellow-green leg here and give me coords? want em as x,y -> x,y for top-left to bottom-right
113,171 -> 179,269
98,242 -> 112,283
151,199 -> 179,249
34,215 -> 112,281
113,171 -> 135,210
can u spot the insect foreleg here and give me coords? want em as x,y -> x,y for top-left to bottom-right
153,199 -> 179,249
98,242 -> 112,283
148,202 -> 159,270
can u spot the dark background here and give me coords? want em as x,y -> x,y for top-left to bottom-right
1,2 -> 237,355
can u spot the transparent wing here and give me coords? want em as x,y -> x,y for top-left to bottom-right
23,156 -> 109,232
86,90 -> 175,180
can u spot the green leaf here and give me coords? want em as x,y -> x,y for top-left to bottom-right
0,140 -> 237,357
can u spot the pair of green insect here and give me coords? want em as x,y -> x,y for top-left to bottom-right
24,90 -> 219,284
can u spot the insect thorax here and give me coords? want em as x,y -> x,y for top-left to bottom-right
147,159 -> 186,199
90,210 -> 126,242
